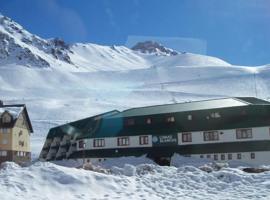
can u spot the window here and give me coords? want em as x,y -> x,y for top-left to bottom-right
187,115 -> 192,120
117,137 -> 130,146
237,153 -> 241,159
207,155 -> 211,159
139,136 -> 149,145
251,152 -> 255,159
210,112 -> 221,118
204,131 -> 219,141
228,154 -> 232,160
221,154 -> 225,160
236,129 -> 252,139
146,118 -> 152,124
166,116 -> 175,123
1,128 -> 9,134
93,139 -> 105,147
200,155 -> 204,158
2,139 -> 8,145
0,151 -> 7,157
2,113 -> 12,123
214,154 -> 218,160
17,151 -> 25,157
78,140 -> 85,149
126,118 -> 135,126
182,132 -> 192,142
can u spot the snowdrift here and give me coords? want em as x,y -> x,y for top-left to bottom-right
1,158 -> 270,200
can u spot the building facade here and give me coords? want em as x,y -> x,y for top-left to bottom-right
0,102 -> 33,164
40,97 -> 270,166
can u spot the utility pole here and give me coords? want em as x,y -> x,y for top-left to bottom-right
253,72 -> 258,98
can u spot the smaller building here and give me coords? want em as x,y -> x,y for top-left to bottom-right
0,101 -> 33,165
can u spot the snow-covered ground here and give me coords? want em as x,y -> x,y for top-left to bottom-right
1,14 -> 270,200
1,156 -> 270,200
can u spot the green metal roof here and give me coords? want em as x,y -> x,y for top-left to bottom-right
46,110 -> 119,138
235,97 -> 270,105
112,98 -> 253,118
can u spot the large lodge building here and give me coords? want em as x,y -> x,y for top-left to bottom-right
0,101 -> 33,164
40,97 -> 270,165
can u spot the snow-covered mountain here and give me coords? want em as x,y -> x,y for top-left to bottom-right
0,14 -> 230,72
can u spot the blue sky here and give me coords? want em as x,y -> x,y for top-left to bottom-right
1,0 -> 270,66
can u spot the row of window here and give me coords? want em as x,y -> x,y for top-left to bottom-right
125,112 -> 222,126
17,151 -> 27,157
199,152 -> 255,160
79,128 -> 254,148
181,128 -> 253,143
79,135 -> 149,148
126,117 -> 175,126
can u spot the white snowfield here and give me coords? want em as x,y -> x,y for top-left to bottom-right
0,157 -> 270,200
1,13 -> 270,200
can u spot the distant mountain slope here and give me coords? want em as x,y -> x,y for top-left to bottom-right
0,14 -> 231,72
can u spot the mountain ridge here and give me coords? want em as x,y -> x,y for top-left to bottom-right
0,14 -> 231,71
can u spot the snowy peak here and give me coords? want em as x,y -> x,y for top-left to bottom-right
0,14 -> 73,68
131,40 -> 179,56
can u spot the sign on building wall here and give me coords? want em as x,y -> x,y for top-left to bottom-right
152,134 -> 178,146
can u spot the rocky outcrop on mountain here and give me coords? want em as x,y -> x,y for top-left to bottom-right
0,14 -> 73,68
131,41 -> 179,56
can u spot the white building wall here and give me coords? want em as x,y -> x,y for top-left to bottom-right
78,135 -> 152,151
178,126 -> 270,145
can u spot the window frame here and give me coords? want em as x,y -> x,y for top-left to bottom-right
125,118 -> 135,126
117,137 -> 130,146
236,128 -> 252,139
2,139 -> 8,145
237,153 -> 242,159
93,138 -> 105,148
182,132 -> 192,143
0,151 -> 7,157
203,131 -> 219,141
139,135 -> 149,145
78,140 -> 85,149
166,116 -> 175,123
146,118 -> 152,124
221,154 -> 225,160
251,152 -> 255,159
1,128 -> 9,134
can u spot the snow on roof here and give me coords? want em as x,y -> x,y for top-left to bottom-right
0,106 -> 24,118
113,97 -> 250,118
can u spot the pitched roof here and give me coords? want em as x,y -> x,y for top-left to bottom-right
0,104 -> 33,133
112,97 -> 261,118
